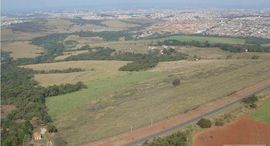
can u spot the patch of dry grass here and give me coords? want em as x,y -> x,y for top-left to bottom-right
101,20 -> 139,30
21,60 -> 129,86
1,41 -> 44,59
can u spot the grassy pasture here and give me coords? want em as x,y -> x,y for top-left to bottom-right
251,99 -> 270,123
1,41 -> 44,59
92,40 -> 151,53
45,59 -> 270,145
175,46 -> 231,59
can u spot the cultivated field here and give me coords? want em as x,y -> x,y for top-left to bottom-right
194,117 -> 270,146
1,41 -> 44,59
37,59 -> 270,145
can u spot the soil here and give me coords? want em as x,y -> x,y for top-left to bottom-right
194,117 -> 270,146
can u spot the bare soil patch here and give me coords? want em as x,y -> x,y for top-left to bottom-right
194,117 -> 270,146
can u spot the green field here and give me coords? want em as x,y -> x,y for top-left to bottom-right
251,98 -> 270,124
44,59 -> 270,145
47,71 -> 164,117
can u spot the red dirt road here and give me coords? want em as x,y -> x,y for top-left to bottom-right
84,78 -> 270,146
194,117 -> 270,146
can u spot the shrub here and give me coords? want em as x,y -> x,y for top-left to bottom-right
172,78 -> 181,86
48,124 -> 58,133
197,118 -> 212,128
214,119 -> 224,126
251,55 -> 259,59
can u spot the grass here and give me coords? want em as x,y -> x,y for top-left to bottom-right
251,97 -> 270,124
1,41 -> 44,59
46,59 -> 270,145
174,46 -> 231,59
46,71 -> 163,118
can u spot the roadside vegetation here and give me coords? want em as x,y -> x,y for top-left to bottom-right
142,131 -> 189,146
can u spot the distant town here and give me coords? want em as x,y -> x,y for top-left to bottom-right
2,9 -> 270,38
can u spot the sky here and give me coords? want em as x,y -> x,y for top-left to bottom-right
2,0 -> 270,12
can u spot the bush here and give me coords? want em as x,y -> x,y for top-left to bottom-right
48,124 -> 58,133
214,119 -> 224,126
251,55 -> 259,59
197,118 -> 212,128
172,78 -> 181,86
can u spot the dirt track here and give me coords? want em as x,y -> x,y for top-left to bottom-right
84,78 -> 270,146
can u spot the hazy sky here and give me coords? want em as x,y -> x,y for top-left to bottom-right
2,0 -> 270,12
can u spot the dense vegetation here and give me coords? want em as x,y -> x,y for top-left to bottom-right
196,118 -> 212,128
242,95 -> 259,108
159,39 -> 270,53
9,20 -> 47,32
71,17 -> 107,27
44,82 -> 87,97
1,54 -> 86,146
34,68 -> 84,74
75,31 -> 134,41
142,131 -> 188,146
245,37 -> 270,45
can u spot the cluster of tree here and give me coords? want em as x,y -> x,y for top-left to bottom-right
1,58 -> 52,145
44,82 -> 87,97
1,54 -> 85,145
65,46 -> 187,71
34,68 -> 84,74
1,120 -> 33,146
242,95 -> 258,108
159,39 -> 270,53
119,58 -> 159,71
142,131 -> 188,146
71,17 -> 107,27
196,118 -> 212,128
245,37 -> 270,45
75,31 -> 134,41
9,20 -> 47,32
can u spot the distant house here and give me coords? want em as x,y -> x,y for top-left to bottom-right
32,131 -> 42,140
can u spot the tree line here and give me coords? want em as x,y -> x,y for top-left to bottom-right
159,39 -> 270,53
34,68 -> 84,74
1,54 -> 86,146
